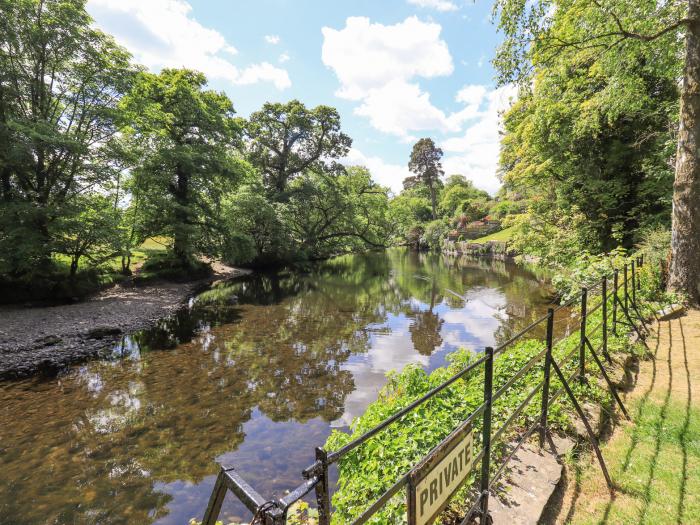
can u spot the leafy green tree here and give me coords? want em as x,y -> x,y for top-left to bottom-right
121,69 -> 245,267
0,0 -> 134,275
245,100 -> 352,198
437,175 -> 491,218
53,194 -> 120,276
222,182 -> 291,265
406,138 -> 444,219
494,0 -> 700,302
281,167 -> 391,259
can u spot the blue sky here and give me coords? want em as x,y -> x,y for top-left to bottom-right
87,0 -> 513,194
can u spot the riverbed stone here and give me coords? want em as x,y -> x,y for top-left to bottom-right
86,326 -> 123,339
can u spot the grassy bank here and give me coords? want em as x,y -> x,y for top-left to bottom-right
552,311 -> 700,524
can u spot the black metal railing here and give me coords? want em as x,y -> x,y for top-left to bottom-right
202,255 -> 652,525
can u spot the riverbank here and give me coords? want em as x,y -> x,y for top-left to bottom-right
0,262 -> 248,380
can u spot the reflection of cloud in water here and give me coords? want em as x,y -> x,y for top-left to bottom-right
332,314 -> 429,428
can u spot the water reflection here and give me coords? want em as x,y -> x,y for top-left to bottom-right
0,250 -> 556,525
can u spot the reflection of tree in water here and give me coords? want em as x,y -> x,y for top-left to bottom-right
0,249 -> 553,525
0,257 -> 395,525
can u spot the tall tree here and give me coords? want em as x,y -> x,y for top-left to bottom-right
406,138 -> 444,220
245,100 -> 352,198
121,69 -> 244,267
0,0 -> 134,275
495,0 -> 700,303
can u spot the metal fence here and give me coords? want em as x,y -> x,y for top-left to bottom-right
202,256 -> 652,525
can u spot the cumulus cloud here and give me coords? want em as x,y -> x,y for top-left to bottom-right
87,0 -> 291,90
407,0 -> 459,12
344,148 -> 412,194
264,34 -> 280,44
278,52 -> 290,63
321,16 -> 453,101
322,16 -> 473,140
441,85 -> 518,194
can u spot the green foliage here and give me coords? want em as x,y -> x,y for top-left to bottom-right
120,68 -> 246,265
280,167 -> 392,260
0,0 -> 135,276
420,219 -> 449,251
406,138 -> 445,220
496,0 -> 681,262
52,194 -> 120,276
221,182 -> 290,265
246,100 -> 352,197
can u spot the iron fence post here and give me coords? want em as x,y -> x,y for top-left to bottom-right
631,260 -> 637,308
579,288 -> 588,382
315,447 -> 331,525
612,270 -> 618,336
623,264 -> 629,316
480,346 -> 494,522
602,277 -> 611,363
539,309 -> 555,448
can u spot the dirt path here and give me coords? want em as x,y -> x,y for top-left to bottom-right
547,309 -> 700,524
0,264 -> 249,380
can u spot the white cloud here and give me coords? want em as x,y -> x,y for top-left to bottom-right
278,52 -> 290,63
441,84 -> 518,194
264,34 -> 280,44
87,0 -> 291,90
354,80 -> 454,140
407,0 -> 459,11
345,148 -> 411,193
322,16 -> 470,140
321,16 -> 453,101
456,85 -> 487,106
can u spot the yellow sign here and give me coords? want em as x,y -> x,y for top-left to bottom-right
408,421 -> 474,525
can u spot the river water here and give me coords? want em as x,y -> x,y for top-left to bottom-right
0,250 -> 557,525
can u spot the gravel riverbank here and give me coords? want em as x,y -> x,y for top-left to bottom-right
0,264 -> 248,380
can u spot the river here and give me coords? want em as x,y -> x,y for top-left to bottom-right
0,249 -> 557,524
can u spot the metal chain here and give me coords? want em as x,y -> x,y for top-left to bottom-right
249,501 -> 277,525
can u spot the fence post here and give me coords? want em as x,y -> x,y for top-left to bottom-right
631,260 -> 637,308
612,270 -> 618,336
579,288 -> 588,382
623,264 -> 629,316
315,447 -> 331,525
480,346 -> 494,523
602,277 -> 610,363
539,309 -> 555,448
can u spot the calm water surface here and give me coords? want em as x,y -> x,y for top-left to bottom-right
0,250 -> 558,525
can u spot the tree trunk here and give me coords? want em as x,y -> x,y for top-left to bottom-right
669,1 -> 700,305
173,165 -> 190,266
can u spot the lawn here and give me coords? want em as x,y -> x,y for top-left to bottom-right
556,312 -> 700,525
470,225 -> 516,244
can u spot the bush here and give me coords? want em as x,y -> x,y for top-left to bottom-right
420,219 -> 449,250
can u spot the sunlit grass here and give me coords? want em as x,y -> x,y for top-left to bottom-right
470,225 -> 516,244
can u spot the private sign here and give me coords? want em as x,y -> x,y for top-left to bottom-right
407,420 -> 474,525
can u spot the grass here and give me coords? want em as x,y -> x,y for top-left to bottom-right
556,312 -> 700,525
470,225 -> 516,244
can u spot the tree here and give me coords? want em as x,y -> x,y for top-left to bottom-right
280,167 -> 391,259
53,194 -> 119,276
222,182 -> 291,265
0,0 -> 134,275
121,69 -> 244,267
494,0 -> 700,303
407,138 -> 444,220
245,100 -> 352,198
438,175 -> 491,218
